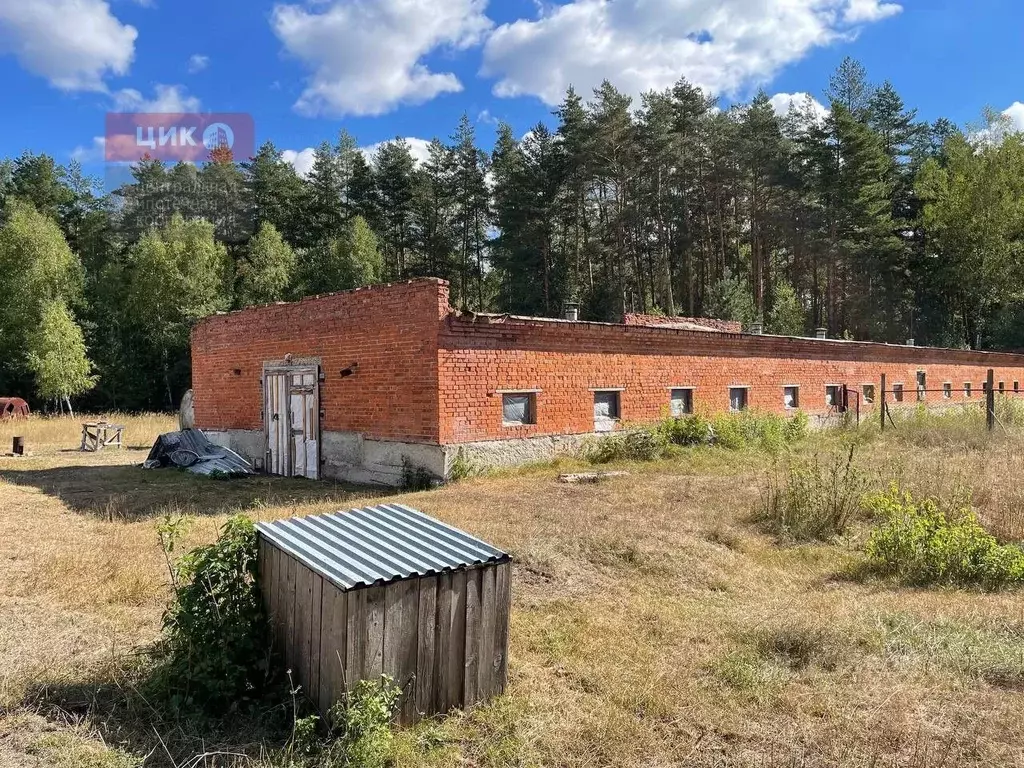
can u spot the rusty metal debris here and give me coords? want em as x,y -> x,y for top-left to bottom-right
0,398 -> 30,420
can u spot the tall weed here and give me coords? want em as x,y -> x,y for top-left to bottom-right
756,446 -> 868,541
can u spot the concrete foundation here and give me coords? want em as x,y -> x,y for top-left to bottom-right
203,428 -> 446,487
446,433 -> 594,472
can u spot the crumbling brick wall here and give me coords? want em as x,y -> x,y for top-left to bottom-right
623,314 -> 743,333
191,279 -> 449,443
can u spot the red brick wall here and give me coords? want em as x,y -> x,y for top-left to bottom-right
624,314 -> 743,333
191,279 -> 449,443
438,316 -> 1024,445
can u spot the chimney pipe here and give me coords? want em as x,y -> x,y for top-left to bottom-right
564,302 -> 580,322
906,338 -> 915,347
749,321 -> 763,335
814,327 -> 827,340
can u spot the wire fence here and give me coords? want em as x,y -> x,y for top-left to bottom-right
874,369 -> 1021,433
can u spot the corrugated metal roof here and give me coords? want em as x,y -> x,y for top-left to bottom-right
256,504 -> 510,590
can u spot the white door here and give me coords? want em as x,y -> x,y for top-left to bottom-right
264,366 -> 320,479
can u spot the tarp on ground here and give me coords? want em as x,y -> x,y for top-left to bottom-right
143,429 -> 255,477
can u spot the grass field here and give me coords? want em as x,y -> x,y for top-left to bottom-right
2,413 -> 1024,767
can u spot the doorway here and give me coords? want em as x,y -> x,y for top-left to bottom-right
264,363 -> 320,479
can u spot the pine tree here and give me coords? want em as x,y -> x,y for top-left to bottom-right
373,140 -> 417,280
243,142 -> 306,246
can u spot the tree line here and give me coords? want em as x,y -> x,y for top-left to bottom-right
2,57 -> 1024,413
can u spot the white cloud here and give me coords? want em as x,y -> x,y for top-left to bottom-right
187,53 -> 209,73
271,0 -> 492,116
844,0 -> 901,23
1002,102 -> 1024,133
281,147 -> 317,178
282,137 -> 434,178
71,136 -> 106,163
111,83 -> 200,113
360,138 -> 433,166
769,91 -> 829,122
481,0 -> 902,106
0,0 -> 137,91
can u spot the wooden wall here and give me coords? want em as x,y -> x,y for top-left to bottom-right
257,537 -> 511,724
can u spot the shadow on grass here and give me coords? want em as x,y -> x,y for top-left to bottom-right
0,463 -> 391,520
22,663 -> 296,768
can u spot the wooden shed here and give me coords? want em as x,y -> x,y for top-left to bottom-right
256,503 -> 512,724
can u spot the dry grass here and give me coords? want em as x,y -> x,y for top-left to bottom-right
3,416 -> 1024,766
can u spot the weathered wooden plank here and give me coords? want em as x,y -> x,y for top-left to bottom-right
494,562 -> 511,695
415,575 -> 438,719
257,539 -> 270,617
319,582 -> 348,716
274,547 -> 287,658
263,541 -> 275,628
383,579 -> 421,724
294,563 -> 313,698
462,568 -> 481,707
434,573 -> 452,713
478,565 -> 497,700
445,570 -> 467,710
309,574 -> 323,711
345,588 -> 366,692
284,554 -> 298,680
364,585 -> 386,681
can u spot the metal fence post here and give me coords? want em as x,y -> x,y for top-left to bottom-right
880,373 -> 887,432
987,368 -> 996,431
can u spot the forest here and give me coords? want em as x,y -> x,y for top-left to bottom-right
2,57 -> 1024,413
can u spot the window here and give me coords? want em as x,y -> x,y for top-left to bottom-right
825,385 -> 843,409
916,371 -> 926,401
670,388 -> 693,417
593,390 -> 621,432
943,382 -> 952,399
729,387 -> 748,412
999,381 -> 1006,393
502,393 -> 536,426
982,381 -> 989,393
862,384 -> 876,404
893,383 -> 904,402
1015,382 -> 1020,393
783,386 -> 800,409
965,382 -> 972,398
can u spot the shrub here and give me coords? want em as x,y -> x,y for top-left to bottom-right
151,514 -> 272,714
756,446 -> 868,541
660,414 -> 713,446
584,427 -> 667,464
324,677 -> 402,768
864,486 -> 1024,589
622,428 -> 667,461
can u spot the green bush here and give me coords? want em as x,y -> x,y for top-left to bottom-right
756,446 -> 868,541
864,487 -> 1024,589
584,427 -> 668,464
622,428 -> 667,461
659,414 -> 713,446
152,514 -> 272,714
325,677 -> 402,767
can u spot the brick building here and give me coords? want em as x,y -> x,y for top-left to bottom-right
191,278 -> 1024,485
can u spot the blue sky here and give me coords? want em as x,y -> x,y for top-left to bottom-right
0,0 -> 1021,179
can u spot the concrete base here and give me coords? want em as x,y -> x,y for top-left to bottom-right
201,428 -> 446,487
446,433 -> 594,472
